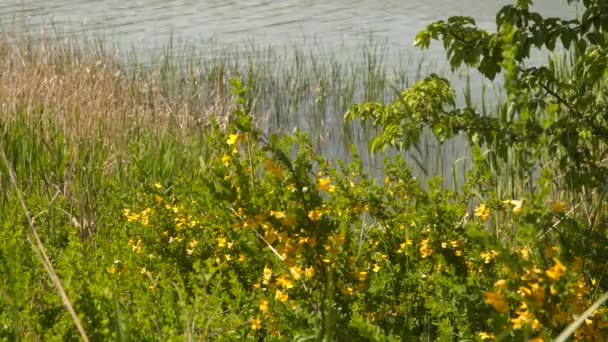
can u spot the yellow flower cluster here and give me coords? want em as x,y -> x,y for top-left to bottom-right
545,259 -> 567,281
419,239 -> 433,258
480,250 -> 499,264
127,237 -> 143,253
251,317 -> 261,331
124,207 -> 152,226
107,260 -> 126,275
317,176 -> 336,193
396,238 -> 413,254
474,203 -> 490,220
308,204 -> 330,221
481,253 -> 608,337
484,290 -> 508,313
478,331 -> 495,340
222,154 -> 231,166
226,133 -> 240,146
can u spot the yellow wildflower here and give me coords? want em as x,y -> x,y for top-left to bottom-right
217,237 -> 227,248
450,240 -> 459,248
289,266 -> 302,280
141,213 -> 149,226
221,154 -> 231,166
275,275 -> 294,289
304,266 -> 315,279
154,182 -> 162,189
355,271 -> 368,282
481,250 -> 499,263
175,217 -> 186,230
550,200 -> 566,214
546,259 -> 567,281
226,133 -> 239,145
511,315 -> 530,330
479,332 -> 495,340
419,239 -> 433,258
107,265 -> 117,274
126,212 -> 140,222
251,317 -> 261,331
342,287 -> 354,295
270,210 -> 286,219
484,291 -> 508,313
263,266 -> 272,285
494,279 -> 507,289
518,286 -> 532,297
519,246 -> 530,261
373,264 -> 381,273
275,289 -> 289,302
259,299 -> 269,312
474,204 -> 490,220
318,177 -> 331,191
308,208 -> 322,221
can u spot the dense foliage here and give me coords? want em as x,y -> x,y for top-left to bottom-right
1,0 -> 608,341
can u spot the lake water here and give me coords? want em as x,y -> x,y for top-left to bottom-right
0,0 -> 579,183
1,0 -> 576,63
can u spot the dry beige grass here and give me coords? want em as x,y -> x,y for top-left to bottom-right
0,28 -> 234,145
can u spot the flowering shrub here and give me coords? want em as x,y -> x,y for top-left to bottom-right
105,79 -> 608,340
1,75 -> 607,340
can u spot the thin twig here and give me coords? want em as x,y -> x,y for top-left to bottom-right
536,195 -> 586,241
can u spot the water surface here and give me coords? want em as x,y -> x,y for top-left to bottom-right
1,0 -> 576,62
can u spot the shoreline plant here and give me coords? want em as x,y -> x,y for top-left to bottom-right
1,0 -> 608,341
